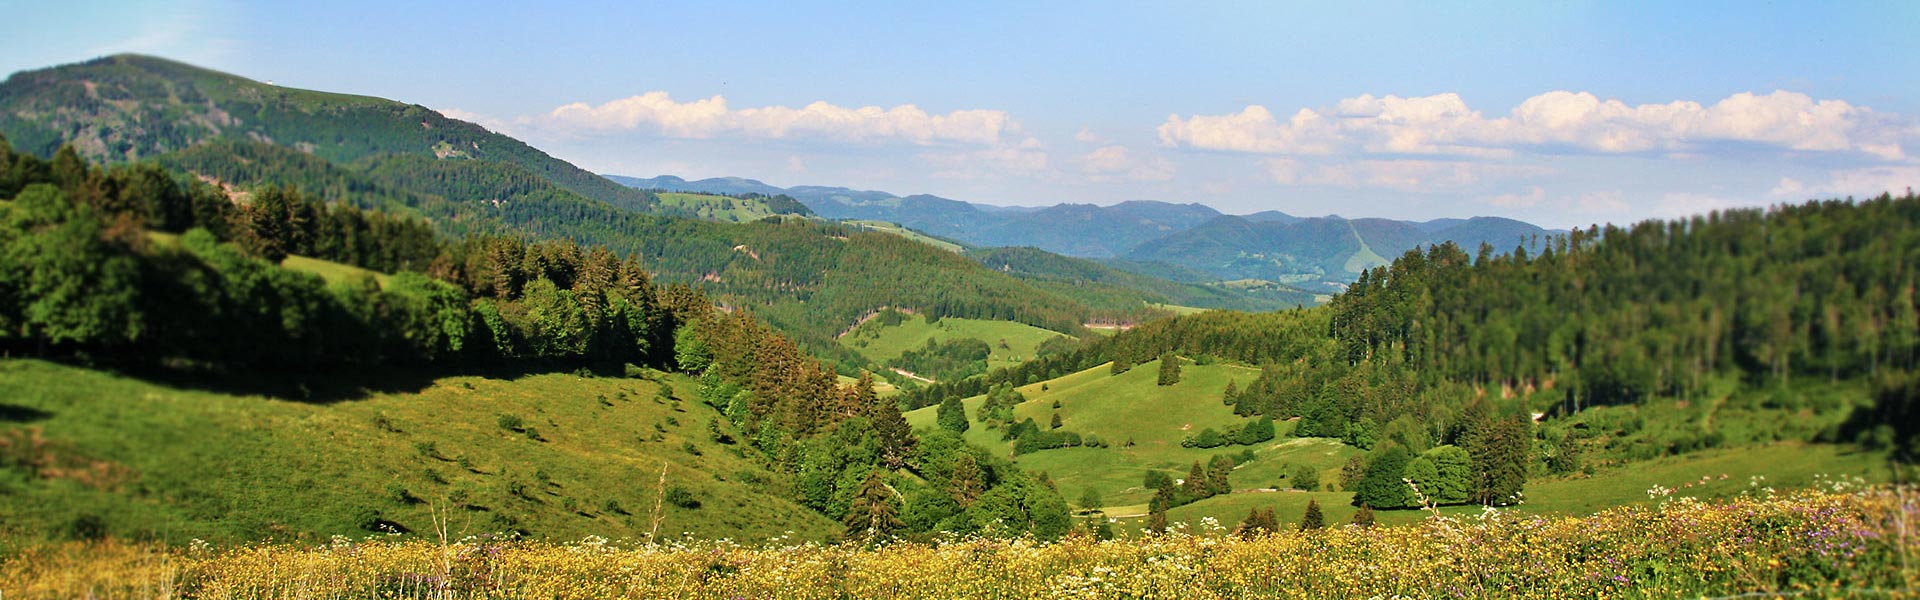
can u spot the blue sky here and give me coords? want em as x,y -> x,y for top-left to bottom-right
7,1 -> 1918,227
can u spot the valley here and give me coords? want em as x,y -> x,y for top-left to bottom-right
0,47 -> 1915,600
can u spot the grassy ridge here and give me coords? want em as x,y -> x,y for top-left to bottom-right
908,359 -> 1281,507
0,360 -> 838,547
655,192 -> 783,223
843,316 -> 1071,375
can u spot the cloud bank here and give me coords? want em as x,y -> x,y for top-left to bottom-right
542,92 -> 1015,146
1160,90 -> 1909,159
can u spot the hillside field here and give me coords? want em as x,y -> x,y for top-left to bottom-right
0,359 -> 838,548
908,358 -> 1897,535
654,192 -> 783,223
842,315 -> 1073,375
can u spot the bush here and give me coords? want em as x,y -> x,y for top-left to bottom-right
665,485 -> 701,509
497,414 -> 524,432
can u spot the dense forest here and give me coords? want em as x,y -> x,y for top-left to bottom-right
0,138 -> 1071,540
909,193 -> 1920,510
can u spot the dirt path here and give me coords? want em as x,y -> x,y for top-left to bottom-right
891,368 -> 934,384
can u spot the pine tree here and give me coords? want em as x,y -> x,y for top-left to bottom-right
1237,507 -> 1278,539
1350,505 -> 1376,527
1300,499 -> 1325,531
1206,455 -> 1235,495
1223,379 -> 1239,405
948,454 -> 984,508
1182,461 -> 1210,499
843,470 -> 901,540
1050,412 -> 1063,429
1157,352 -> 1182,386
1145,506 -> 1169,534
863,379 -> 915,469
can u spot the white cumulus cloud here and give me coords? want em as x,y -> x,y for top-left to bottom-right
539,92 -> 1015,146
1161,90 -> 1909,159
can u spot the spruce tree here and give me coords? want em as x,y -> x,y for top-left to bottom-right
843,470 -> 901,540
948,454 -> 983,508
1182,461 -> 1210,499
1299,499 -> 1325,531
865,389 -> 915,469
1145,506 -> 1169,534
1350,505 -> 1376,527
1157,352 -> 1182,386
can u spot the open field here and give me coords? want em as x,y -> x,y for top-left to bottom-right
842,220 -> 967,253
843,316 -> 1072,375
655,192 -> 782,223
0,359 -> 837,548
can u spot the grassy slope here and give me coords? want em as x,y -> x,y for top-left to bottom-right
905,358 -> 1894,535
1156,441 -> 1890,532
281,255 -> 391,287
843,317 -> 1072,374
0,360 -> 838,547
656,192 -> 780,223
843,220 -> 967,253
906,359 -> 1284,509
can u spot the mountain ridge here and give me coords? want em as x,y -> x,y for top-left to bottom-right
609,171 -> 1553,288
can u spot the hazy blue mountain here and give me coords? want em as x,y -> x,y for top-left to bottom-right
1122,214 -> 1550,291
607,172 -> 1552,285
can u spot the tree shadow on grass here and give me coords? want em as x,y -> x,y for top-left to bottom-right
0,403 -> 53,423
94,359 -> 647,405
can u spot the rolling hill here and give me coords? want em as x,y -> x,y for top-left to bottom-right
0,55 -> 1242,372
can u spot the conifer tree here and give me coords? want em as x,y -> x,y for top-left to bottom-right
1157,352 -> 1182,386
948,454 -> 983,508
1300,499 -> 1326,531
1182,461 -> 1210,499
843,470 -> 901,540
1145,506 -> 1168,534
1350,505 -> 1376,527
864,388 -> 915,469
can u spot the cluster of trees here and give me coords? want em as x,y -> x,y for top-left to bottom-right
1179,416 -> 1275,449
887,337 -> 991,382
675,301 -> 1072,540
1142,455 -> 1238,528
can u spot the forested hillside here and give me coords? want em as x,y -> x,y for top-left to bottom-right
0,142 -> 1073,543
0,54 -> 656,212
0,55 -> 1212,374
907,194 -> 1920,521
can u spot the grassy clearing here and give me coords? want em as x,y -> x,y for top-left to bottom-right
1142,440 -> 1892,533
1147,303 -> 1208,316
0,359 -> 836,548
655,192 -> 782,223
280,254 -> 392,287
843,316 -> 1070,374
843,220 -> 966,253
907,359 -> 1273,507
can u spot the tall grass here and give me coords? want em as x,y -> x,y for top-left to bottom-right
5,487 -> 1913,599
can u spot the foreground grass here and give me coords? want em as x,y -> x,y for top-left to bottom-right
4,488 -> 1913,599
0,359 -> 836,546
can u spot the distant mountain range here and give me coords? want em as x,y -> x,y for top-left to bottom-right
609,174 -> 1552,291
